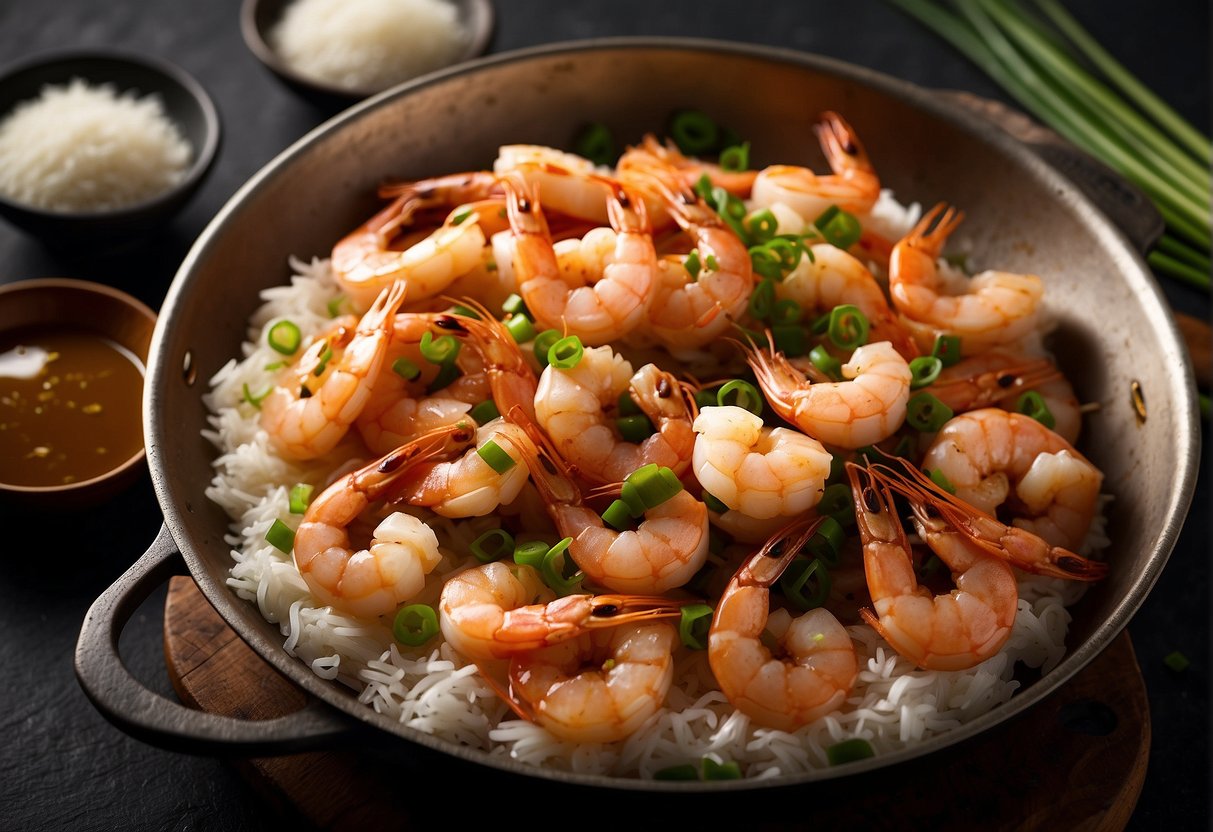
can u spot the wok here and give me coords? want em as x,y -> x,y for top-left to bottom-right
75,39 -> 1199,791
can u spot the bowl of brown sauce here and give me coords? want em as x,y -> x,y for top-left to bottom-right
0,278 -> 155,507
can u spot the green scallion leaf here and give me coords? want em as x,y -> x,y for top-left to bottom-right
602,499 -> 637,532
265,519 -> 295,553
477,439 -> 517,474
678,603 -> 714,650
625,464 -> 684,510
288,483 -> 314,515
908,355 -> 943,390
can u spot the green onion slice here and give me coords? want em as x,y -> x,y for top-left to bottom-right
772,324 -> 809,358
602,499 -> 637,532
419,331 -> 460,365
693,388 -> 718,410
772,298 -> 802,325
470,399 -> 500,425
450,303 -> 481,319
326,295 -> 346,318
826,738 -> 875,766
780,557 -> 832,611
451,209 -> 473,226
678,603 -> 714,650
716,379 -> 764,416
573,122 -> 616,167
540,537 -> 582,594
548,335 -> 584,370
243,383 -> 272,409
815,484 -> 852,522
617,413 -> 656,443
806,517 -> 846,567
750,246 -> 784,280
426,362 -> 460,394
313,346 -> 334,377
669,109 -> 719,155
684,249 -> 702,280
746,208 -> 778,244
931,334 -> 963,368
265,519 -> 295,553
827,304 -> 870,349
502,293 -> 528,317
617,391 -> 642,417
814,205 -> 863,250
906,392 -> 954,433
766,237 -> 802,271
718,141 -> 750,172
513,539 -> 550,568
288,483 -> 314,515
392,357 -> 421,381
747,279 -> 777,320
267,320 -> 302,355
701,757 -> 742,780
532,329 -> 562,369
471,528 -> 514,563
505,313 -> 536,344
393,604 -> 440,647
928,468 -> 957,495
701,490 -> 730,514
809,345 -> 843,381
1014,391 -> 1056,429
619,481 -> 647,518
476,439 -> 517,474
654,764 -> 700,781
626,464 -> 684,510
908,355 -> 943,390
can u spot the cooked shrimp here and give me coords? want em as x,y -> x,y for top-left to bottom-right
455,303 -> 540,422
261,282 -> 406,460
691,405 -> 831,519
511,414 -> 710,594
293,422 -> 477,618
919,408 -> 1102,553
438,561 -> 685,660
508,620 -> 677,743
494,145 -> 612,225
392,418 -> 532,518
708,518 -> 858,732
928,349 -> 1082,444
333,173 -> 500,310
778,243 -> 918,360
750,111 -> 881,224
535,345 -> 696,483
847,464 -> 1017,672
502,173 -> 656,345
889,204 -> 1044,354
741,338 -> 912,449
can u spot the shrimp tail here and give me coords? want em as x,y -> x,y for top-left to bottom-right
907,202 -> 965,258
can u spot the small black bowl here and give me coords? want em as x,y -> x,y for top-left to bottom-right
0,50 -> 220,246
241,0 -> 495,110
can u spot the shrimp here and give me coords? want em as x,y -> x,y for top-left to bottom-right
261,282 -> 406,460
928,349 -> 1082,444
535,345 -> 696,484
691,405 -> 831,520
494,145 -> 612,225
847,463 -> 1018,672
626,161 -> 754,351
332,172 -> 501,310
502,172 -> 656,345
455,302 -> 540,423
437,561 -> 685,661
391,418 -> 532,518
741,337 -> 912,449
508,620 -> 677,743
293,422 -> 477,618
750,111 -> 881,224
511,412 -> 710,594
708,518 -> 858,732
920,408 -> 1103,553
888,204 -> 1044,354
778,243 -> 919,360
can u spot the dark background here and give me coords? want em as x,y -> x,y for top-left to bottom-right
0,1 -> 1208,829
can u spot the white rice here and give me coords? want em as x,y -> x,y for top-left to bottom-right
270,0 -> 469,93
0,78 -> 191,212
204,253 -> 1107,780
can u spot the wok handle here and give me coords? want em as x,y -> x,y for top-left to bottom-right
75,524 -> 361,756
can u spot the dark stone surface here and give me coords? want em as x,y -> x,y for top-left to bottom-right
0,1 -> 1206,829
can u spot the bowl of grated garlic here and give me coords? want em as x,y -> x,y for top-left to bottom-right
241,0 -> 495,109
0,49 -> 220,246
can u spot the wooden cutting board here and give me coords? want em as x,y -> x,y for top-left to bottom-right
163,576 -> 1149,831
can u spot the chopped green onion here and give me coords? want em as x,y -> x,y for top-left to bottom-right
906,392 -> 954,432
288,484 -> 314,515
326,295 -> 346,318
772,298 -> 802,325
505,313 -> 536,344
750,245 -> 784,280
766,237 -> 802,271
243,383 -> 272,409
532,329 -> 562,368
264,360 -> 286,371
1163,650 -> 1190,672
772,324 -> 809,358
701,757 -> 742,780
928,468 -> 957,495
716,379 -> 763,416
426,362 -> 461,394
476,439 -> 517,474
654,764 -> 700,781
419,331 -> 460,365
827,304 -> 870,349
826,738 -> 875,766
780,557 -> 832,611
573,122 -> 616,167
620,481 -> 647,518
693,388 -> 718,410
813,205 -> 863,250
548,335 -> 584,370
908,355 -> 943,389
931,334 -> 963,367
602,500 -> 637,532
705,254 -> 720,271
502,293 -> 528,317
719,141 -> 750,171
451,303 -> 481,319
313,346 -> 333,377
392,357 -> 421,381
746,209 -> 779,244
265,519 -> 295,553
701,490 -> 729,514
393,604 -> 439,646
470,399 -> 500,424
513,539 -> 550,568
809,312 -> 830,335
617,413 -> 656,443
807,517 -> 846,567
471,528 -> 514,563
617,391 -> 642,417
626,464 -> 684,510
809,345 -> 843,380
747,279 -> 777,320
684,249 -> 702,280
267,320 -> 302,355
1015,390 -> 1056,429
678,603 -> 714,650
451,209 -> 473,226
541,537 -> 582,594
668,109 -> 719,155
816,483 -> 851,519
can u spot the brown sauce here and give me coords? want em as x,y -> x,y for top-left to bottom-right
0,326 -> 144,487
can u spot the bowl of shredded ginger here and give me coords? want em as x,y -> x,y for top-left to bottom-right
0,50 -> 219,245
242,0 -> 494,107
0,279 -> 156,509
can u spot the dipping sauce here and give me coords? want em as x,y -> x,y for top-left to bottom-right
0,326 -> 144,487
